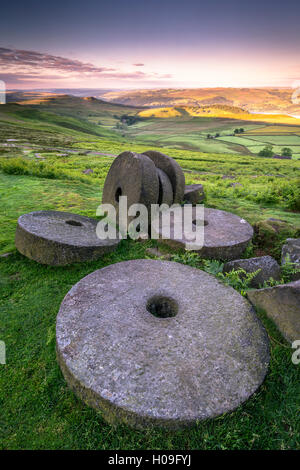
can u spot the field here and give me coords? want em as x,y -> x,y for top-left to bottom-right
0,95 -> 300,450
102,87 -> 300,115
134,105 -> 300,156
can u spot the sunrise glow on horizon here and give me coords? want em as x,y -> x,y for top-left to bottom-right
1,0 -> 300,90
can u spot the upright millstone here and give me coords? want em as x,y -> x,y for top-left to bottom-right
142,150 -> 185,203
15,210 -> 121,265
102,151 -> 159,228
157,168 -> 174,205
56,259 -> 269,430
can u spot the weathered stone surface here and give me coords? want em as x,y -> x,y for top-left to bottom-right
152,207 -> 253,260
102,151 -> 159,223
223,256 -> 281,288
281,238 -> 300,281
56,259 -> 269,430
142,150 -> 185,203
254,219 -> 297,258
157,168 -> 173,205
15,210 -> 120,266
184,184 -> 205,205
247,280 -> 300,344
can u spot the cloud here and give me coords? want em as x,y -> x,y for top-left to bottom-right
0,48 -> 172,87
0,47 -> 115,74
133,63 -> 145,66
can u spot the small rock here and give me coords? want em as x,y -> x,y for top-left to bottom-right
230,182 -> 243,188
222,175 -> 235,180
183,184 -> 205,205
247,280 -> 300,343
146,247 -> 172,260
82,169 -> 94,175
281,238 -> 300,281
223,256 -> 281,288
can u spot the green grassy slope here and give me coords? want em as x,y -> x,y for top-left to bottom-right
0,98 -> 300,450
0,169 -> 299,449
23,94 -> 143,127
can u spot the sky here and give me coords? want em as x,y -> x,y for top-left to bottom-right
1,0 -> 300,90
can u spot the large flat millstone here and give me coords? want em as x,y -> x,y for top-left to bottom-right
56,259 -> 269,430
152,207 -> 254,260
15,210 -> 120,265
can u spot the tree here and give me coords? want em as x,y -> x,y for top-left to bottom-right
239,128 -> 244,133
281,147 -> 292,157
258,144 -> 274,158
234,128 -> 239,134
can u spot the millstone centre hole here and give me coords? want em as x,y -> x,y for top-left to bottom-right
193,219 -> 208,227
115,187 -> 122,202
65,220 -> 83,227
146,295 -> 178,318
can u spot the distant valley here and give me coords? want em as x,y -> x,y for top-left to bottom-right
101,87 -> 300,116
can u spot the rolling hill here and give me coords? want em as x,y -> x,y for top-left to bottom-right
138,104 -> 300,125
102,87 -> 300,115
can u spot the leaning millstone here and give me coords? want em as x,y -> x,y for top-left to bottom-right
151,207 -> 253,260
157,168 -> 173,205
15,210 -> 120,266
142,150 -> 185,203
184,184 -> 205,205
223,256 -> 281,288
56,259 -> 269,430
281,238 -> 300,281
247,280 -> 300,344
102,151 -> 159,225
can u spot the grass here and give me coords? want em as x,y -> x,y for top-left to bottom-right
0,97 -> 300,450
139,105 -> 300,125
1,239 -> 300,450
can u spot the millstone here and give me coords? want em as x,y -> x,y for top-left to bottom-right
152,207 -> 253,260
157,168 -> 174,205
56,259 -> 269,430
142,150 -> 185,203
102,151 -> 159,223
15,210 -> 120,266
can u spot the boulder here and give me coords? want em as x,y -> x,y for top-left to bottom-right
183,184 -> 205,205
223,256 -> 281,288
281,238 -> 300,281
247,280 -> 300,344
254,218 -> 298,258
